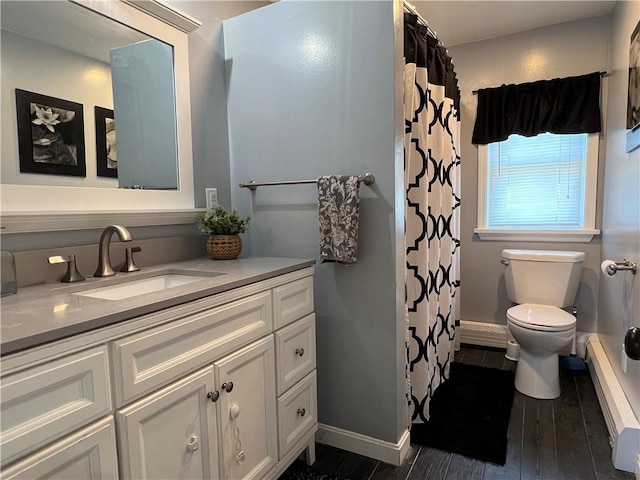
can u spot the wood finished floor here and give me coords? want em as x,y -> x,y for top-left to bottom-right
281,345 -> 634,480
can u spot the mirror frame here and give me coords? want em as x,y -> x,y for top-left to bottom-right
1,0 -> 202,234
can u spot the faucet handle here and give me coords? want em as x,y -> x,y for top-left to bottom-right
121,246 -> 141,273
48,255 -> 85,283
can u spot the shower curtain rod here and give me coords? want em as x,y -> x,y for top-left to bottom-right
403,1 -> 441,45
471,71 -> 609,95
239,173 -> 376,191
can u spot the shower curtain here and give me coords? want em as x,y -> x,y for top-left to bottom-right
403,12 -> 461,424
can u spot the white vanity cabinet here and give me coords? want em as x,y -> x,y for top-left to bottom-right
117,337 -> 277,480
0,265 -> 317,480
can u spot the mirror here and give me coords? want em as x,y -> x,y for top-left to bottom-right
0,0 -> 199,230
1,0 -> 178,190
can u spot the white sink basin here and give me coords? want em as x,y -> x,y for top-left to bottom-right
73,271 -> 224,301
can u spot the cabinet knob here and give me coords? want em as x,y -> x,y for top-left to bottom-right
230,403 -> 241,419
297,408 -> 306,417
221,381 -> 234,393
207,390 -> 220,402
295,348 -> 305,357
186,434 -> 199,452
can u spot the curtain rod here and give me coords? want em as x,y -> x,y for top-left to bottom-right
239,173 -> 376,191
471,71 -> 609,95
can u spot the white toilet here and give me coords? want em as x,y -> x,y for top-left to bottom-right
502,249 -> 585,399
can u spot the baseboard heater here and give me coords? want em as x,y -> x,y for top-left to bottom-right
586,335 -> 640,474
459,320 -> 509,349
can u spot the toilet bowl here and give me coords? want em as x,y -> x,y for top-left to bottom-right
501,249 -> 585,399
507,304 -> 576,399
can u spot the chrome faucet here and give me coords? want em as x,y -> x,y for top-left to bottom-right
94,225 -> 132,277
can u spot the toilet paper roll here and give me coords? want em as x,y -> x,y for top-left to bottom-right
601,259 -> 616,276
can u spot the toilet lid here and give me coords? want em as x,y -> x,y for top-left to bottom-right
507,304 -> 576,331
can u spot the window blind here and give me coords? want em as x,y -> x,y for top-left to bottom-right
486,133 -> 588,229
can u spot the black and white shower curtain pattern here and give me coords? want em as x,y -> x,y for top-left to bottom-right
404,14 -> 461,424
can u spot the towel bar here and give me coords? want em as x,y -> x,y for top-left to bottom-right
239,173 -> 375,191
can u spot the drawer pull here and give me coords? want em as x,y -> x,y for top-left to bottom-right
207,390 -> 220,402
186,434 -> 199,452
295,348 -> 305,357
221,381 -> 234,393
297,408 -> 306,417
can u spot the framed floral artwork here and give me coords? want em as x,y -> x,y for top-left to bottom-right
15,89 -> 86,176
626,20 -> 640,153
95,106 -> 117,178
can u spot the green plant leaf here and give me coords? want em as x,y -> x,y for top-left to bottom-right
198,205 -> 251,235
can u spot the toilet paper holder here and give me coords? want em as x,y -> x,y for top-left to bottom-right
604,258 -> 637,275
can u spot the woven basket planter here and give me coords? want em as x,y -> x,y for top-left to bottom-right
207,234 -> 243,260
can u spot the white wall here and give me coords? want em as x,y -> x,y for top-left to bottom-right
224,1 -> 407,444
448,16 -> 611,333
1,30 -> 116,188
599,0 -> 640,419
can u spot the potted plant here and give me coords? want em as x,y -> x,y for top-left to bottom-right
198,205 -> 251,260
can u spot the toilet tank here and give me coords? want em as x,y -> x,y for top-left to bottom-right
502,249 -> 585,307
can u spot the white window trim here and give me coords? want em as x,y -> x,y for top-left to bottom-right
474,133 -> 600,242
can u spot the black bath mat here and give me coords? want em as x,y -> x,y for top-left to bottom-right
411,362 -> 516,465
279,461 -> 347,480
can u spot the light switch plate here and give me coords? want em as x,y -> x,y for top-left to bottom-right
205,188 -> 218,210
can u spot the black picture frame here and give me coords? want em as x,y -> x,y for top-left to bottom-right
95,106 -> 117,178
15,89 -> 86,177
626,20 -> 640,153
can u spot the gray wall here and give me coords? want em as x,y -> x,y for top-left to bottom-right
224,1 -> 407,444
598,0 -> 640,419
167,1 -> 270,210
448,16 -> 611,333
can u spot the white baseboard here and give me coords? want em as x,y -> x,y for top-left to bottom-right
586,335 -> 640,474
460,320 -> 590,357
316,424 -> 410,466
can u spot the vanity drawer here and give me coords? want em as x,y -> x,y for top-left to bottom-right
1,417 -> 119,480
276,371 -> 317,460
275,314 -> 316,395
273,276 -> 314,329
0,346 -> 111,466
112,290 -> 272,406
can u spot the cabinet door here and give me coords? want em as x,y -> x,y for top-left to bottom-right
2,417 -> 118,479
215,336 -> 277,480
117,366 -> 220,480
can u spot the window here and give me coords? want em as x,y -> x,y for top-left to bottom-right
475,132 -> 599,242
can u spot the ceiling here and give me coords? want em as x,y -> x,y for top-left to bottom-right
410,1 -> 616,47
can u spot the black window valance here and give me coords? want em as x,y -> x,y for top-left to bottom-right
472,72 -> 602,145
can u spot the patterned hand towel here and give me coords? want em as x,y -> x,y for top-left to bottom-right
317,175 -> 361,264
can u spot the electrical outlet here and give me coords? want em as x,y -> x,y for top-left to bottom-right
205,188 -> 218,210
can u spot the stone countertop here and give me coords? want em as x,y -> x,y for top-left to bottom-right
1,257 -> 315,357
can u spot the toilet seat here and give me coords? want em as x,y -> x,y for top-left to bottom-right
507,303 -> 576,332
